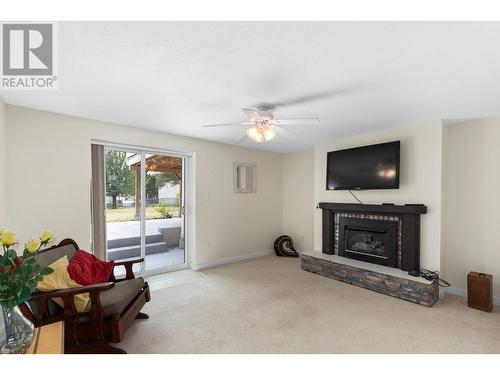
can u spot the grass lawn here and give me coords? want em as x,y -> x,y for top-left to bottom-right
106,206 -> 180,222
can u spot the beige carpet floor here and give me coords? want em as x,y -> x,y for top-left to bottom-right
120,256 -> 500,353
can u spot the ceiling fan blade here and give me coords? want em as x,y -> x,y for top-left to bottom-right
275,118 -> 320,126
203,122 -> 251,128
242,108 -> 261,121
236,133 -> 247,144
263,88 -> 352,110
276,126 -> 297,139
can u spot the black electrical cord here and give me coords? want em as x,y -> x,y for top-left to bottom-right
349,190 -> 363,204
417,269 -> 451,288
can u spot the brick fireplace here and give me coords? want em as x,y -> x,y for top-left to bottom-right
301,202 -> 439,307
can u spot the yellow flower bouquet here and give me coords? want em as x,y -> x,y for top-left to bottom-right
0,229 -> 55,307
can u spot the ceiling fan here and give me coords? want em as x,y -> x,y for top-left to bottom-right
203,106 -> 320,143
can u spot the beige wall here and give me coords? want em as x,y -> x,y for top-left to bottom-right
314,121 -> 444,271
282,149 -> 314,253
7,102 -> 500,294
5,105 -> 283,266
442,118 -> 500,297
0,97 -> 6,225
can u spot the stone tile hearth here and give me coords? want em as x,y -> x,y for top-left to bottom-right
301,251 -> 439,307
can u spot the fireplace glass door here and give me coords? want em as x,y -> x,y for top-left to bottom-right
345,227 -> 387,258
338,217 -> 398,267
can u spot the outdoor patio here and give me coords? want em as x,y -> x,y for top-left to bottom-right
107,218 -> 184,272
107,218 -> 182,240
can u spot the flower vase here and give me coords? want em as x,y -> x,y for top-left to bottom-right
0,300 -> 34,354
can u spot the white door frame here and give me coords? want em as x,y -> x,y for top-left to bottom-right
93,139 -> 195,276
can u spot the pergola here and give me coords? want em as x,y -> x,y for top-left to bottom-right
127,154 -> 183,219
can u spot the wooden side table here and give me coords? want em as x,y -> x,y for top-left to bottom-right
26,321 -> 64,354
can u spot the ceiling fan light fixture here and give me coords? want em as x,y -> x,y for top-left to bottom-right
263,127 -> 276,141
203,107 -> 317,144
253,130 -> 264,142
246,126 -> 259,139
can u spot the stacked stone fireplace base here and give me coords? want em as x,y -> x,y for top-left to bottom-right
301,251 -> 439,307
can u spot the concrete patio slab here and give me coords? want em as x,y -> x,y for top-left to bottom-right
107,218 -> 182,240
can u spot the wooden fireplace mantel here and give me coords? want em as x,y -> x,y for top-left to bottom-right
318,202 -> 427,272
318,202 -> 427,215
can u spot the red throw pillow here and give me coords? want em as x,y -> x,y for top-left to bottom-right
68,250 -> 115,285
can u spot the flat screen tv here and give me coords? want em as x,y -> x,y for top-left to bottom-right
326,141 -> 400,190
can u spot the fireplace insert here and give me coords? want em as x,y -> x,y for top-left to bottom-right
338,217 -> 398,267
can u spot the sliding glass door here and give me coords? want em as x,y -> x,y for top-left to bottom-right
105,149 -> 143,275
143,153 -> 185,272
102,146 -> 188,276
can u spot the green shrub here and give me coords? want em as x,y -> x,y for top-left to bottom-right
156,202 -> 173,218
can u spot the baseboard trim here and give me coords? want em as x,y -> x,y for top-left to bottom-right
444,286 -> 500,306
190,249 -> 274,271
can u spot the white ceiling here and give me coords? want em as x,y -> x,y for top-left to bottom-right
2,21 -> 500,153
